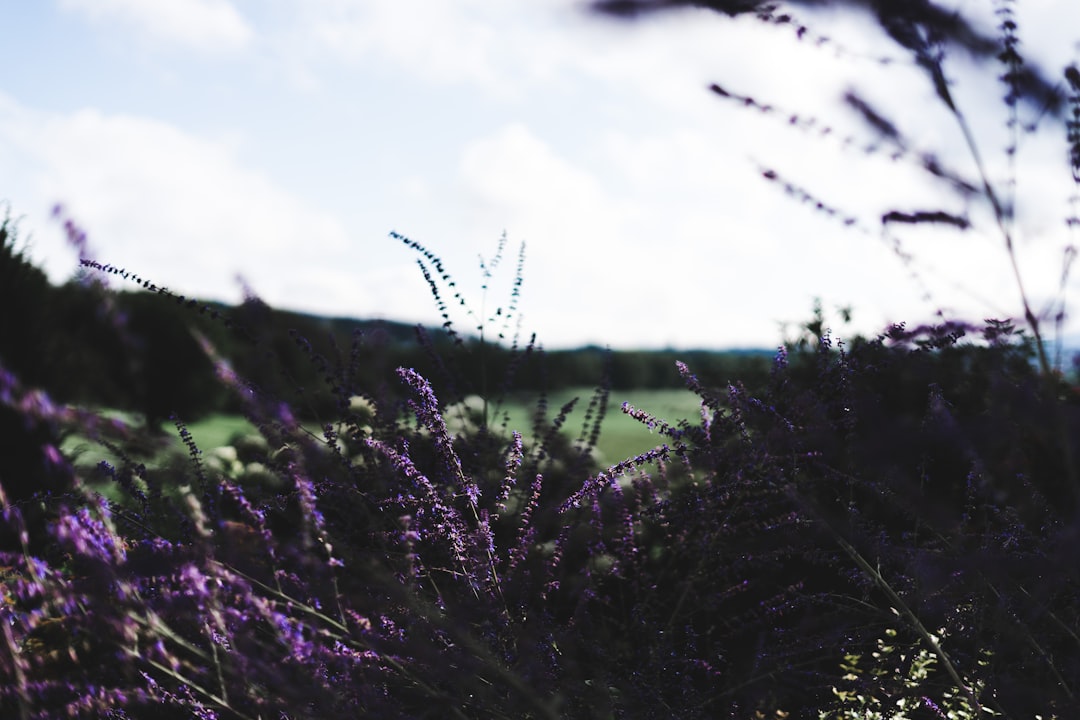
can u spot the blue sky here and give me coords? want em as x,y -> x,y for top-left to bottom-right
2,1 -> 1079,349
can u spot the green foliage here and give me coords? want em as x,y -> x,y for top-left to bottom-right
821,625 -> 1000,720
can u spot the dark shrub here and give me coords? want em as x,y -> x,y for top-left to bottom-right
617,325 -> 1080,715
0,210 -> 53,390
117,290 -> 226,431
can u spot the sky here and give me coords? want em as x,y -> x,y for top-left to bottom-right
2,1 -> 1080,350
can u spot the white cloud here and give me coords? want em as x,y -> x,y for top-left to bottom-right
457,123 -> 649,284
292,0 -> 514,92
0,93 -> 362,316
461,124 -> 624,228
58,0 -> 253,53
279,0 -> 743,105
452,122 -> 931,348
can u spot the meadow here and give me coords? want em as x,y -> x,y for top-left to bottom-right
2,2 -> 1080,718
59,388 -> 708,475
6,231 -> 1076,719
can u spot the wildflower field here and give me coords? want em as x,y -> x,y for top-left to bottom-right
2,1 -> 1080,717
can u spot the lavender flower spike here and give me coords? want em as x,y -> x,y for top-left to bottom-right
396,367 -> 480,507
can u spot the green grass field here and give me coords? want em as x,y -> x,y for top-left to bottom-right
482,387 -> 706,464
62,387 -> 708,474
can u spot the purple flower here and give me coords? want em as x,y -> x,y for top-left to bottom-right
397,367 -> 482,508
54,500 -> 126,565
496,431 -> 524,511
